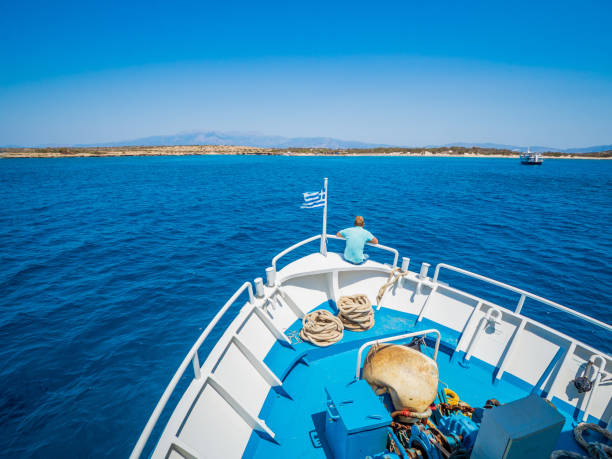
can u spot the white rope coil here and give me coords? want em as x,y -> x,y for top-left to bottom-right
337,294 -> 375,331
299,310 -> 344,347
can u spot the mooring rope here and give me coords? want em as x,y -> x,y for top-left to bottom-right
299,310 -> 344,347
337,294 -> 375,331
550,423 -> 612,459
391,408 -> 433,420
377,267 -> 409,306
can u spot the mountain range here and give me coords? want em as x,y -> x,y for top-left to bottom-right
76,131 -> 388,150
4,130 -> 611,153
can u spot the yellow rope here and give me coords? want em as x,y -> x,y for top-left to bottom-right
444,388 -> 473,418
444,388 -> 460,405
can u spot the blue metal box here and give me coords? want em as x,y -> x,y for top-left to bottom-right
471,394 -> 565,459
324,380 -> 392,459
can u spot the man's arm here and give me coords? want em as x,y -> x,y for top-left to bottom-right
336,231 -> 344,238
368,236 -> 378,245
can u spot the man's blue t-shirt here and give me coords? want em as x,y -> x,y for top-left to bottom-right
340,226 -> 374,263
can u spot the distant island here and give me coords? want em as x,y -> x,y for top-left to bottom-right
1,145 -> 611,158
3,131 -> 611,158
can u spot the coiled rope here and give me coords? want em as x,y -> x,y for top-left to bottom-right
299,310 -> 343,347
377,267 -> 409,305
337,294 -> 375,331
550,423 -> 612,459
299,295 -> 374,346
299,265 -> 408,346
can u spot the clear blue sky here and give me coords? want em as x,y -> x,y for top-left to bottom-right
1,0 -> 611,147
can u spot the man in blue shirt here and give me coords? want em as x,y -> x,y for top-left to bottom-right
336,216 -> 378,264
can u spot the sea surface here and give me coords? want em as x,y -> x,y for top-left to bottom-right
0,155 -> 610,458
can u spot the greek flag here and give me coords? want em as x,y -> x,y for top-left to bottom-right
301,190 -> 326,208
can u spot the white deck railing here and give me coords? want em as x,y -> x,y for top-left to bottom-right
271,235 -> 322,272
433,263 -> 612,333
271,234 -> 399,272
130,282 -> 255,459
327,234 -> 399,268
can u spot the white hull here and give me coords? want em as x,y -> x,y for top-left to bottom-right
131,236 -> 611,458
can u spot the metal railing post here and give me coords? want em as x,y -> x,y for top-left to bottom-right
515,294 -> 526,314
463,308 -> 502,364
192,353 -> 201,379
247,283 -> 255,304
432,265 -> 441,283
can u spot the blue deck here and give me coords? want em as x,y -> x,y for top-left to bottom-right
245,302 -> 602,458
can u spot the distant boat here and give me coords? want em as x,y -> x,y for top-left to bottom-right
520,148 -> 543,165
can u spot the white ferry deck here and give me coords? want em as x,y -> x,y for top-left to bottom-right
131,235 -> 611,459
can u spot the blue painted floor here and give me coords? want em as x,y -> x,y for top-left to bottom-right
245,304 -> 603,458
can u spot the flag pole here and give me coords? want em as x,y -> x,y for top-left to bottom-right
320,177 -> 328,256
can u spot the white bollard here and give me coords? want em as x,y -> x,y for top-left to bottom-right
254,277 -> 264,298
401,257 -> 410,272
266,267 -> 276,287
419,262 -> 430,279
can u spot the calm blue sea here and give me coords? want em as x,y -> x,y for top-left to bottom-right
0,156 -> 610,457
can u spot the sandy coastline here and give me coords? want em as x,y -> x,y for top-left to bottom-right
1,145 -> 610,159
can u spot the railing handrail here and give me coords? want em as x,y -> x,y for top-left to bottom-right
130,282 -> 254,459
433,263 -> 612,333
327,234 -> 399,268
271,234 -> 399,273
271,234 -> 322,272
355,329 -> 441,379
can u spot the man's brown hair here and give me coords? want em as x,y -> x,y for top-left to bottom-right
354,216 -> 365,227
